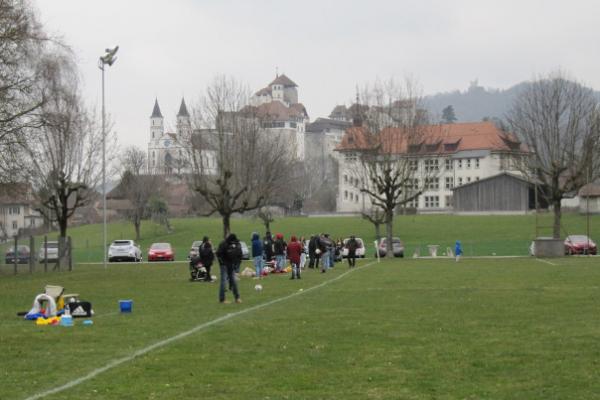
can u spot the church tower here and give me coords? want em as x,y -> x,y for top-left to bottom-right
150,98 -> 164,140
176,97 -> 191,140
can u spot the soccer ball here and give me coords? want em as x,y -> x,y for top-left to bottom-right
254,284 -> 263,291
315,249 -> 321,255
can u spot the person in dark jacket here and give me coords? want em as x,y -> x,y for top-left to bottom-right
216,233 -> 243,304
346,235 -> 359,268
251,232 -> 263,278
199,236 -> 215,281
308,235 -> 320,269
273,233 -> 287,272
263,231 -> 274,263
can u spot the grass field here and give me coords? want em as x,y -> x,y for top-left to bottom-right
1,212 -> 599,269
2,255 -> 600,399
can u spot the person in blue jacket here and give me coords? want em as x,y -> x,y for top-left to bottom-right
251,232 -> 264,278
455,240 -> 462,262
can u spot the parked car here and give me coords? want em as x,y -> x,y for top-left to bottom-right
565,235 -> 597,255
38,241 -> 59,262
376,237 -> 405,258
5,245 -> 32,264
188,240 -> 203,259
341,237 -> 366,258
108,240 -> 142,262
239,241 -> 250,260
148,242 -> 175,261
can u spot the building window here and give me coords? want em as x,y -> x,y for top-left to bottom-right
458,159 -> 463,169
424,196 -> 439,208
476,177 -> 480,181
458,177 -> 463,186
467,177 -> 471,183
425,178 -> 439,190
12,221 -> 17,229
409,159 -> 418,171
406,198 -> 418,208
445,177 -> 454,189
445,158 -> 453,170
475,158 -> 480,168
344,174 -> 348,183
424,159 -> 439,172
344,190 -> 348,200
350,193 -> 353,201
445,195 -> 453,208
355,194 -> 359,203
466,159 -> 471,169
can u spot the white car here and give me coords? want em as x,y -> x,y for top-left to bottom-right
38,241 -> 59,262
108,240 -> 142,262
341,237 -> 366,258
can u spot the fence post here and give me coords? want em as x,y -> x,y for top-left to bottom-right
29,236 -> 34,274
44,235 -> 48,273
13,236 -> 17,275
68,236 -> 72,272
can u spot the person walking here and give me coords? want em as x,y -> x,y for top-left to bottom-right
273,233 -> 287,273
346,235 -> 359,268
455,240 -> 462,262
287,235 -> 303,279
216,233 -> 243,304
199,236 -> 215,281
299,236 -> 307,270
251,232 -> 263,278
320,234 -> 333,273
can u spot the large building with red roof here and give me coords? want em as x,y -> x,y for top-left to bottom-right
335,121 -> 530,212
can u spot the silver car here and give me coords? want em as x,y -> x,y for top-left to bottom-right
239,241 -> 250,260
108,240 -> 142,262
38,241 -> 59,262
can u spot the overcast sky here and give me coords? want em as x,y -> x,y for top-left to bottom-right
35,0 -> 600,149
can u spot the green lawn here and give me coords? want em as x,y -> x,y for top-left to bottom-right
2,212 -> 599,269
2,256 -> 600,399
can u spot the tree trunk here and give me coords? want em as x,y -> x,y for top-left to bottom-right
385,209 -> 394,258
58,218 -> 68,270
222,213 -> 231,239
553,199 -> 562,239
374,223 -> 381,242
134,217 -> 141,241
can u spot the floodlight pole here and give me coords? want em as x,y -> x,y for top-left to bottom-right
99,46 -> 118,269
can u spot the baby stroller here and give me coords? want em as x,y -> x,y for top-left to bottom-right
189,256 -> 208,282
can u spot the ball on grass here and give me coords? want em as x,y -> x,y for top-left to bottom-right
254,284 -> 263,291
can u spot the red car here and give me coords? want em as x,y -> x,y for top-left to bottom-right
148,243 -> 175,261
564,235 -> 597,255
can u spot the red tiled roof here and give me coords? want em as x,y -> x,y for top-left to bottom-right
336,122 -> 528,154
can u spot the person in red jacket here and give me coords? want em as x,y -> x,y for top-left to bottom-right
287,235 -> 303,280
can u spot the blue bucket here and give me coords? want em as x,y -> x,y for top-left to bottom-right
119,299 -> 133,313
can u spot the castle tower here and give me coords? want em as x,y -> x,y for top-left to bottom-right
176,97 -> 191,140
150,98 -> 164,140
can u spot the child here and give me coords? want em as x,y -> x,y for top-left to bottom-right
455,240 -> 462,262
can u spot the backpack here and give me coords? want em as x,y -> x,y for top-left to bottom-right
225,241 -> 242,263
274,239 -> 284,254
200,244 -> 213,259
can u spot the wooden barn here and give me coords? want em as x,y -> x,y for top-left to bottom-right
452,173 -> 540,212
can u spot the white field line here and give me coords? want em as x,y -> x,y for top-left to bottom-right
536,258 -> 558,266
23,260 -> 378,400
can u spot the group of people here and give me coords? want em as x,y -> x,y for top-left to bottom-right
191,231 -> 363,304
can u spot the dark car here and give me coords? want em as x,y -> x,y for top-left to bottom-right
565,235 -> 597,255
5,245 -> 33,264
376,237 -> 404,258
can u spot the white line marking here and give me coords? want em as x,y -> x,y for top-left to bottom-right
536,258 -> 558,266
23,261 -> 377,400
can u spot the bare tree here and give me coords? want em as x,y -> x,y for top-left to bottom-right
21,48 -> 115,264
118,147 -> 164,241
361,206 -> 386,243
506,72 -> 600,238
343,78 -> 439,256
187,76 -> 294,238
0,0 -> 50,180
255,206 -> 275,232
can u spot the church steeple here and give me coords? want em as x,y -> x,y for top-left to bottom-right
151,98 -> 163,118
177,98 -> 190,117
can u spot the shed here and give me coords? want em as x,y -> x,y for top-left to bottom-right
452,172 -> 540,212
